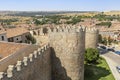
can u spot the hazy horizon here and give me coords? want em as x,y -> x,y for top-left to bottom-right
0,10 -> 120,12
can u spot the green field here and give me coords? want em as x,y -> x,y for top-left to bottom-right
84,57 -> 115,80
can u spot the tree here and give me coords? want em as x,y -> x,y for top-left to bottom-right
85,48 -> 99,64
102,37 -> 107,45
26,35 -> 36,44
98,34 -> 102,43
108,36 -> 113,45
33,19 -> 41,25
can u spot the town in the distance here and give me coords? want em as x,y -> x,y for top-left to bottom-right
1,11 -> 120,80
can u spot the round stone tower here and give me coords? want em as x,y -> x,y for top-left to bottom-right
48,26 -> 85,80
85,28 -> 99,49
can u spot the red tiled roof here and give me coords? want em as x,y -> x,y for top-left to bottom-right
0,42 -> 27,59
6,27 -> 29,38
0,41 -> 39,72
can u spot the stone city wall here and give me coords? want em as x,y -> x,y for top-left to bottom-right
85,28 -> 99,49
0,44 -> 51,80
49,26 -> 85,80
32,26 -> 99,49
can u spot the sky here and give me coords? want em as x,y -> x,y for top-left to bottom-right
0,0 -> 120,11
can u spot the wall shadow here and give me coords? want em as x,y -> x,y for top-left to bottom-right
50,47 -> 71,80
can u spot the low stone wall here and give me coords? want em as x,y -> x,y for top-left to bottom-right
0,45 -> 51,80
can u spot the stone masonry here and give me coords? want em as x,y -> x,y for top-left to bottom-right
48,26 -> 85,80
85,28 -> 99,49
0,25 -> 99,80
0,45 -> 51,80
31,25 -> 98,80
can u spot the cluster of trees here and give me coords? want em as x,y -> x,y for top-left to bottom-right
33,15 -> 62,25
32,13 -> 120,26
77,12 -> 119,22
33,18 -> 46,25
93,13 -> 120,21
66,16 -> 83,25
0,18 -> 18,25
98,34 -> 113,45
33,15 -> 85,25
96,22 -> 112,28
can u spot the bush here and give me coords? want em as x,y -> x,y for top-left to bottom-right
85,48 -> 99,64
26,35 -> 36,44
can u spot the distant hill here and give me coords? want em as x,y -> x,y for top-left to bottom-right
0,11 -> 99,16
104,11 -> 120,15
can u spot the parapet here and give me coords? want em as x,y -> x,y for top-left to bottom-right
0,44 -> 50,80
32,25 -> 99,37
86,27 -> 99,33
47,25 -> 86,34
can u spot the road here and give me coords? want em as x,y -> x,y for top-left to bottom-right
101,52 -> 120,80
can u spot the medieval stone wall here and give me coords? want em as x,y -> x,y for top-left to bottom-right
0,45 -> 51,80
0,45 -> 37,72
31,25 -> 99,80
49,26 -> 85,80
0,25 -> 99,80
32,26 -> 99,49
85,28 -> 99,49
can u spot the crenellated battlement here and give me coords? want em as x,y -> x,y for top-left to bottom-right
32,24 -> 99,49
31,25 -> 88,36
0,24 -> 99,80
47,25 -> 86,34
86,27 -> 99,33
0,44 -> 50,80
31,25 -> 99,37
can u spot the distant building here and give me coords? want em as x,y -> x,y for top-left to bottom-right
99,31 -> 115,38
0,27 -> 8,41
6,27 -> 30,43
99,30 -> 120,41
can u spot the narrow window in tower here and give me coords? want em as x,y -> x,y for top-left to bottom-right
1,36 -> 4,41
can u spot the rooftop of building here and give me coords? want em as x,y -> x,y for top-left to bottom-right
0,41 -> 39,72
6,27 -> 29,38
0,41 -> 39,60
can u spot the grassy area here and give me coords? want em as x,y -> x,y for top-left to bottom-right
84,57 -> 115,80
